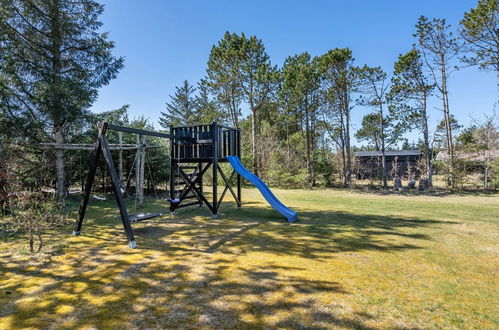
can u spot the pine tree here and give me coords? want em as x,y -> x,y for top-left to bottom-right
205,32 -> 277,174
391,49 -> 435,185
460,0 -> 499,81
356,66 -> 406,188
0,0 -> 123,202
415,16 -> 460,187
205,32 -> 243,128
195,81 -> 223,124
316,48 -> 357,187
280,52 -> 321,187
159,80 -> 198,128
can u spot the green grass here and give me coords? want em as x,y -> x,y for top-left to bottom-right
1,188 -> 498,329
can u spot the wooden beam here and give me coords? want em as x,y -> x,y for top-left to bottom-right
74,127 -> 105,236
100,134 -> 136,248
118,132 -> 124,185
106,123 -> 172,139
40,143 -> 138,151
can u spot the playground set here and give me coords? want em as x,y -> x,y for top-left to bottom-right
74,121 -> 297,248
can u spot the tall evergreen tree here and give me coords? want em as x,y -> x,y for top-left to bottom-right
205,31 -> 243,128
391,49 -> 435,185
237,33 -> 278,175
0,0 -> 123,202
159,80 -> 198,128
460,0 -> 499,82
205,32 -> 277,174
316,48 -> 357,187
280,52 -> 321,187
415,16 -> 460,187
195,80 -> 223,124
356,66 -> 405,188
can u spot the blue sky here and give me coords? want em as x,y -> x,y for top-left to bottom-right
93,0 -> 497,145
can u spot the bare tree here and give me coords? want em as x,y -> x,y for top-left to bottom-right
472,112 -> 499,190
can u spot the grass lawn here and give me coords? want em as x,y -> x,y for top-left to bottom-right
0,188 -> 498,329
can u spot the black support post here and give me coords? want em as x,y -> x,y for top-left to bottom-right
100,133 -> 136,248
212,122 -> 218,218
236,128 -> 242,208
73,124 -> 104,236
169,125 -> 175,214
198,162 -> 203,207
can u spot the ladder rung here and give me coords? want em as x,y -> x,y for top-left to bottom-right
183,195 -> 200,200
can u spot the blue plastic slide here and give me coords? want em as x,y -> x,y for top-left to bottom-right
226,156 -> 298,222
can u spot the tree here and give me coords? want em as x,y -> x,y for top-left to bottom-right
280,53 -> 321,186
356,66 -> 406,188
195,81 -> 223,124
460,0 -> 499,81
237,34 -> 278,175
316,48 -> 357,187
415,16 -> 460,187
205,32 -> 277,174
205,31 -> 243,128
159,80 -> 198,128
391,49 -> 435,185
0,0 -> 123,202
435,115 -> 461,149
472,113 -> 498,190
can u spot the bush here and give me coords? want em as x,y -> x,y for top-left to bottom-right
7,192 -> 71,253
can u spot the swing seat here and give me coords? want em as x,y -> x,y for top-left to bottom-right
92,195 -> 107,201
167,197 -> 181,204
128,212 -> 162,222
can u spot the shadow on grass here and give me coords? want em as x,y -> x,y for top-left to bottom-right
348,185 -> 499,198
0,199 -> 454,328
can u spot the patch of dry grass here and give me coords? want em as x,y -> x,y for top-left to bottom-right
0,188 -> 498,328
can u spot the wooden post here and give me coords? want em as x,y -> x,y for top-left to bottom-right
212,122 -> 218,217
100,133 -> 136,248
135,134 -> 144,208
74,123 -> 105,236
406,156 -> 410,180
198,162 -> 203,207
169,126 -> 175,214
139,135 -> 146,207
236,128 -> 241,208
118,131 -> 123,186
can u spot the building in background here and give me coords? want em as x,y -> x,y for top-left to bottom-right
354,150 -> 422,180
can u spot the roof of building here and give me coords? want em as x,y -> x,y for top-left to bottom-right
435,150 -> 498,161
354,150 -> 421,157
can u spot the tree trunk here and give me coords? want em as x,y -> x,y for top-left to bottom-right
230,92 -> 239,128
51,1 -> 65,204
440,55 -> 454,188
484,152 -> 490,190
310,100 -> 316,187
344,91 -> 352,187
251,110 -> 258,175
422,93 -> 433,187
54,129 -> 65,203
304,99 -> 312,187
379,104 -> 387,188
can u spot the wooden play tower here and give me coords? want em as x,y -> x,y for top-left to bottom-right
168,122 -> 242,216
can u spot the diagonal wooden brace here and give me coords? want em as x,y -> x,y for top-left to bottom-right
217,166 -> 238,210
177,165 -> 215,214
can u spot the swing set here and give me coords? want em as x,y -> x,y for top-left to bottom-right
74,121 -> 242,248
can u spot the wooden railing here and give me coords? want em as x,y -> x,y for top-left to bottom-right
170,123 -> 240,161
